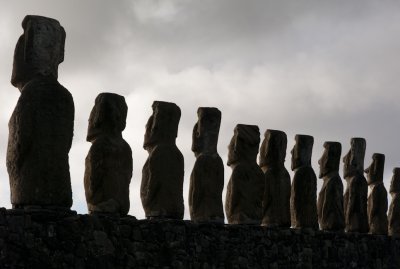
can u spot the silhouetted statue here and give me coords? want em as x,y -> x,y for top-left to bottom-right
366,153 -> 388,235
343,138 -> 369,233
84,93 -> 132,215
317,142 -> 345,231
189,107 -> 224,223
7,15 -> 74,209
141,101 -> 184,219
225,124 -> 264,224
389,168 -> 400,237
290,135 -> 318,229
259,129 -> 291,227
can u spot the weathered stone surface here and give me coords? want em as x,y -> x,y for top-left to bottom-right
343,138 -> 369,233
84,93 -> 133,216
366,153 -> 388,235
189,107 -> 224,223
0,210 -> 398,268
259,129 -> 290,228
389,168 -> 400,237
141,101 -> 184,219
317,142 -> 345,231
290,135 -> 318,229
11,16 -> 66,88
225,124 -> 264,224
7,15 -> 74,208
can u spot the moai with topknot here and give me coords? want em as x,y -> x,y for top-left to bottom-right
84,93 -> 132,215
7,15 -> 74,209
225,124 -> 264,224
290,135 -> 318,229
366,153 -> 388,235
343,138 -> 369,233
189,107 -> 224,223
259,129 -> 291,228
141,101 -> 184,219
317,142 -> 345,231
389,168 -> 400,237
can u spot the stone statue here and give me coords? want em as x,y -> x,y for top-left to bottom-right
389,168 -> 400,237
225,124 -> 264,224
343,138 -> 368,233
259,129 -> 291,228
141,101 -> 184,219
189,107 -> 224,223
290,135 -> 318,229
84,93 -> 132,215
7,15 -> 74,209
366,153 -> 388,235
317,142 -> 345,231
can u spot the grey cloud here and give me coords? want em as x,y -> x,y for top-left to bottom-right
1,0 -> 400,218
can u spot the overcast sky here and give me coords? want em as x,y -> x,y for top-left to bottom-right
1,0 -> 400,219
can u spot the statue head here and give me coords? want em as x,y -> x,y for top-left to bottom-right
143,101 -> 181,150
259,129 -> 287,168
291,134 -> 313,171
342,138 -> 366,178
87,93 -> 128,142
11,15 -> 65,90
318,141 -> 342,178
390,168 -> 400,194
227,124 -> 260,166
191,107 -> 221,157
365,153 -> 385,185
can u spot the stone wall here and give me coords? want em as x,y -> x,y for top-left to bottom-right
0,209 -> 398,269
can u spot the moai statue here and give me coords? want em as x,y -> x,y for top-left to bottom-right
141,101 -> 184,219
225,124 -> 264,224
365,153 -> 388,235
189,107 -> 224,223
317,142 -> 345,231
343,138 -> 369,233
259,129 -> 291,228
84,93 -> 133,215
389,168 -> 400,237
290,135 -> 318,229
7,15 -> 74,209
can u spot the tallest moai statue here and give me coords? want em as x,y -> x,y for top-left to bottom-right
7,16 -> 74,209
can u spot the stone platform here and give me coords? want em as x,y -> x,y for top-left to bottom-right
0,208 -> 398,269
